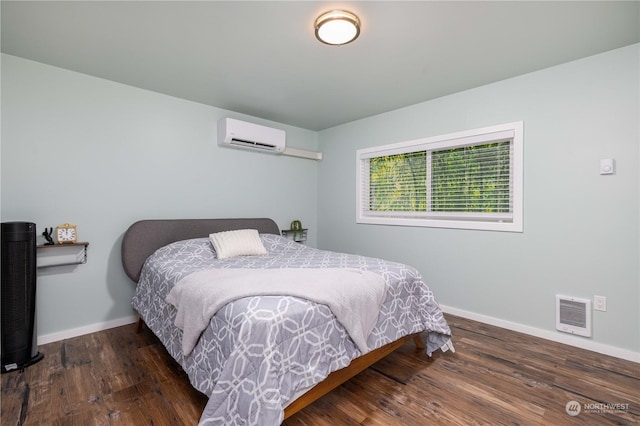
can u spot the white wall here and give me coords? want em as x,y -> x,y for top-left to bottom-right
1,54 -> 319,339
3,44 -> 638,361
317,44 -> 639,360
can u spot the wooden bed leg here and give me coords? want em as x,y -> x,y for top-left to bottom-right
413,333 -> 425,350
136,317 -> 144,334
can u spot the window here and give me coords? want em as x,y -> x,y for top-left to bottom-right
357,122 -> 523,232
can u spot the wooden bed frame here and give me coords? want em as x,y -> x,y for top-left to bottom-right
121,218 -> 423,419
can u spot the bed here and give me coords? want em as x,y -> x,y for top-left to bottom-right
122,218 -> 453,425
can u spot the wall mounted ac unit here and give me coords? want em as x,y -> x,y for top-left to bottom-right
218,117 -> 286,154
556,295 -> 591,337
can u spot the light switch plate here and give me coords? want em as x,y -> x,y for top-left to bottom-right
600,158 -> 614,175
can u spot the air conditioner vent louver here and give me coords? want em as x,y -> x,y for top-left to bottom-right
230,138 -> 278,151
218,118 -> 285,154
556,295 -> 591,337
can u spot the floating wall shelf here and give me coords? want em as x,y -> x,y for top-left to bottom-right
36,242 -> 89,269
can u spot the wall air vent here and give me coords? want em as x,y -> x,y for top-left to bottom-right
556,295 -> 591,337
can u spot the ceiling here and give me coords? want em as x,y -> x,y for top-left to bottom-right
2,1 -> 639,131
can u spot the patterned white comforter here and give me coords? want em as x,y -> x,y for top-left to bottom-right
131,234 -> 452,425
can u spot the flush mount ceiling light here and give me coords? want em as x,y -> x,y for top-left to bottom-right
314,10 -> 360,46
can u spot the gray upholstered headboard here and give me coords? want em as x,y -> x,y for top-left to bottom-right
121,218 -> 280,283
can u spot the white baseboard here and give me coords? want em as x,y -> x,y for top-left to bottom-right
36,308 -> 640,364
37,315 -> 138,345
440,305 -> 640,364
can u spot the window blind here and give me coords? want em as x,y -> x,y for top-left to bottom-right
427,140 -> 513,220
368,150 -> 427,212
356,121 -> 523,232
361,132 -> 514,222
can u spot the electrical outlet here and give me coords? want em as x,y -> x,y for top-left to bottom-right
594,295 -> 607,312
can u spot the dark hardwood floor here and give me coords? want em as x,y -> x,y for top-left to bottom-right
2,314 -> 638,425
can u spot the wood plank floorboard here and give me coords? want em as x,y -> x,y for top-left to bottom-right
2,314 -> 637,425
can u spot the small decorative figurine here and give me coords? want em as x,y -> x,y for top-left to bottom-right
42,227 -> 55,245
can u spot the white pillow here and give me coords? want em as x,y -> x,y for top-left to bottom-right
209,229 -> 267,259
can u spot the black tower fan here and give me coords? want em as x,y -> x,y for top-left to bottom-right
1,222 -> 43,372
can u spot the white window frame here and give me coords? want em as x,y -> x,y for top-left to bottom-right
356,121 -> 523,232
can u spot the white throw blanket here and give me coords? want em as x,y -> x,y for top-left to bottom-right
166,268 -> 388,356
